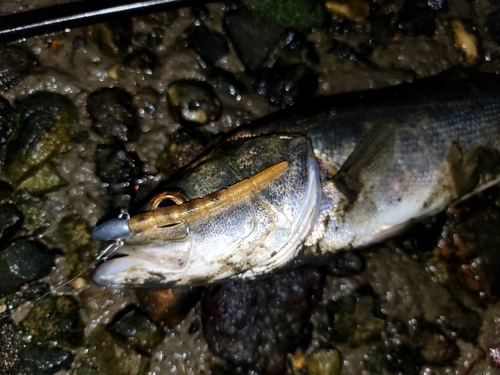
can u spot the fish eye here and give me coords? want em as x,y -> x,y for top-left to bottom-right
148,191 -> 189,210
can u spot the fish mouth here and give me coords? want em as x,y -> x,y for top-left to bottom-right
93,236 -> 193,287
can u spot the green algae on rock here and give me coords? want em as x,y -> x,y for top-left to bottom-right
76,324 -> 150,375
20,295 -> 84,348
3,92 -> 77,185
56,214 -> 100,278
0,45 -> 37,92
18,163 -> 67,196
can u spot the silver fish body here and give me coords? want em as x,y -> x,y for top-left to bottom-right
93,74 -> 500,287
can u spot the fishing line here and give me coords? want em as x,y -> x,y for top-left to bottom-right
0,239 -> 124,321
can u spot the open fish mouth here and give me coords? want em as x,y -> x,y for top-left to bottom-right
93,222 -> 194,286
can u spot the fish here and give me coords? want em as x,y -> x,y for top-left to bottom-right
92,73 -> 500,288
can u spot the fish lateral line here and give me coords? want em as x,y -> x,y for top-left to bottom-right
129,161 -> 289,233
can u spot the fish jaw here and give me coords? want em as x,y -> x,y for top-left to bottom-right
93,135 -> 322,288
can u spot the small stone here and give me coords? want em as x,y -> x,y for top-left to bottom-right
266,29 -> 319,68
77,324 -> 149,375
254,65 -> 318,108
0,96 -> 16,145
18,163 -> 67,195
397,0 -> 436,37
0,203 -> 23,246
0,181 -> 14,203
135,287 -> 202,327
327,286 -> 386,347
94,144 -> 143,187
123,48 -> 158,74
451,19 -> 481,66
20,295 -> 84,347
206,68 -> 247,100
325,250 -> 365,277
0,45 -> 37,92
84,21 -> 134,58
186,25 -> 229,67
381,345 -> 423,375
253,64 -> 318,108
487,10 -> 500,45
133,88 -> 161,117
224,7 -> 286,71
167,80 -> 221,125
94,144 -> 143,210
325,0 -> 370,23
4,92 -> 77,185
306,349 -> 342,375
202,267 -> 324,373
412,321 -> 459,365
17,343 -> 73,375
87,87 -> 139,143
107,305 -> 165,355
0,239 -> 55,297
56,214 -> 99,277
22,282 -> 51,301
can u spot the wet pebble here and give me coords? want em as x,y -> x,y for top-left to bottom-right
325,249 -> 365,277
106,305 -> 165,355
267,29 -> 319,68
18,163 -> 67,195
22,282 -> 51,301
133,87 -> 161,116
487,10 -> 500,45
123,48 -> 158,74
84,21 -> 134,58
327,285 -> 386,347
306,348 -> 342,375
325,0 -> 371,23
94,144 -> 142,186
451,18 -> 481,66
412,320 -> 459,365
0,203 -> 23,246
4,92 -> 77,185
0,180 -> 14,203
20,295 -> 84,347
224,7 -> 286,71
0,96 -> 16,145
186,25 -> 229,67
439,305 -> 483,342
206,67 -> 247,100
77,324 -> 149,375
135,286 -> 202,327
56,214 -> 99,277
253,64 -> 317,108
397,0 -> 436,37
17,343 -> 73,375
167,80 -> 221,125
87,87 -> 139,143
381,345 -> 423,375
0,45 -> 37,92
0,239 -> 55,297
94,144 -> 143,209
202,267 -> 324,373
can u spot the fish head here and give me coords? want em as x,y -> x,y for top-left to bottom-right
93,135 -> 321,287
